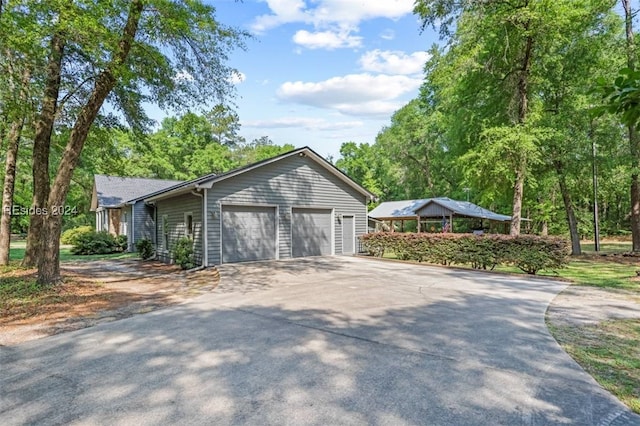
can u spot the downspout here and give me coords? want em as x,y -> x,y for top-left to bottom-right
203,188 -> 208,267
190,189 -> 206,267
129,202 -> 135,252
148,201 -> 157,260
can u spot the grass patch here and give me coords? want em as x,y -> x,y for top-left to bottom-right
551,260 -> 638,289
382,251 -> 639,290
0,272 -> 63,320
581,241 -> 632,254
2,240 -> 134,320
550,319 -> 640,414
9,240 -> 135,263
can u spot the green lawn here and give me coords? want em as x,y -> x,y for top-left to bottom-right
549,319 -> 640,414
489,260 -> 639,290
382,248 -> 639,290
8,240 -> 135,264
580,240 -> 632,254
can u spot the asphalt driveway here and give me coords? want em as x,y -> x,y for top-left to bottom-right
1,257 -> 638,425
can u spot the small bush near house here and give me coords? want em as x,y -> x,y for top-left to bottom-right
60,225 -> 93,245
173,237 -> 195,270
360,232 -> 569,275
136,238 -> 155,260
115,235 -> 128,252
71,231 -> 124,255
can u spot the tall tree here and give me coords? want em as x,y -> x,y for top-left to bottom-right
622,0 -> 640,251
5,0 -> 247,283
232,137 -> 295,166
414,0 -> 554,235
22,31 -> 65,267
0,65 -> 31,265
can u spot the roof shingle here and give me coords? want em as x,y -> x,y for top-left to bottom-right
94,175 -> 183,208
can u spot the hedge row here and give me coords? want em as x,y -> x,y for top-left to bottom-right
359,232 -> 570,275
70,229 -> 127,255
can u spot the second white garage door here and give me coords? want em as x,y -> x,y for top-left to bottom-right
221,205 -> 277,263
292,208 -> 332,257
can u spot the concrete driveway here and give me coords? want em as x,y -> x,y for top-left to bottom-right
1,257 -> 638,425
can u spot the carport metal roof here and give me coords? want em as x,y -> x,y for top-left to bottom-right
368,197 -> 511,222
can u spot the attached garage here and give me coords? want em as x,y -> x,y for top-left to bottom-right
292,208 -> 332,257
145,147 -> 374,267
221,205 -> 277,263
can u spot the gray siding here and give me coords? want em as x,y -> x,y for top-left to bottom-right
206,155 -> 367,266
415,203 -> 453,218
131,200 -> 156,251
155,192 -> 203,266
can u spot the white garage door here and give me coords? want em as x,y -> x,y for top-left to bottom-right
292,208 -> 332,257
221,205 -> 277,263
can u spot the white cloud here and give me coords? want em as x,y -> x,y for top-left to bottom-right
251,0 -> 309,33
250,0 -> 413,34
244,117 -> 363,131
293,29 -> 362,50
251,0 -> 413,49
380,29 -> 395,40
251,0 -> 414,51
359,50 -> 430,75
230,71 -> 246,85
277,73 -> 421,117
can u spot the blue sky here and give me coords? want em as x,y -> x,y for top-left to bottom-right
193,0 -> 440,159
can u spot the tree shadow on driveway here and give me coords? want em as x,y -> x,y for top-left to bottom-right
2,289 -> 638,425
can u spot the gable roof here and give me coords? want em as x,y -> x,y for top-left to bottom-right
91,175 -> 183,210
368,197 -> 511,222
144,146 -> 376,202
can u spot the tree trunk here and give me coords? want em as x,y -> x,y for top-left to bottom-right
0,65 -> 30,265
541,220 -> 548,236
37,0 -> 144,285
622,0 -> 640,251
510,165 -> 525,236
0,118 -> 25,264
555,160 -> 581,255
22,33 -> 65,267
510,32 -> 534,236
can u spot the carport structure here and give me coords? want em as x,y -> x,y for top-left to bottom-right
368,197 -> 511,233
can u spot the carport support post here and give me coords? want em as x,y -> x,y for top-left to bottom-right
417,215 -> 421,233
450,213 -> 453,233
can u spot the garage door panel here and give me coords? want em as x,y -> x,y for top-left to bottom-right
292,208 -> 331,257
222,206 -> 276,263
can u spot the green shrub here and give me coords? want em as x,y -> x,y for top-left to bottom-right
61,225 -> 93,245
136,238 -> 155,260
501,235 -> 569,274
71,230 -> 122,255
173,237 -> 195,270
359,232 -> 569,275
115,234 -> 128,252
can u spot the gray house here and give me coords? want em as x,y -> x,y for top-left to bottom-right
140,147 -> 374,266
90,175 -> 183,251
92,147 -> 373,266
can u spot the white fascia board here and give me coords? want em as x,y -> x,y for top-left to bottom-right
144,184 -> 197,202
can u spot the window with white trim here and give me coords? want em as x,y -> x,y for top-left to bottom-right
162,215 -> 169,250
184,212 -> 193,238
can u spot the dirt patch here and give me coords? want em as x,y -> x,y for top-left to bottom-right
0,259 -> 220,346
580,252 -> 640,265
